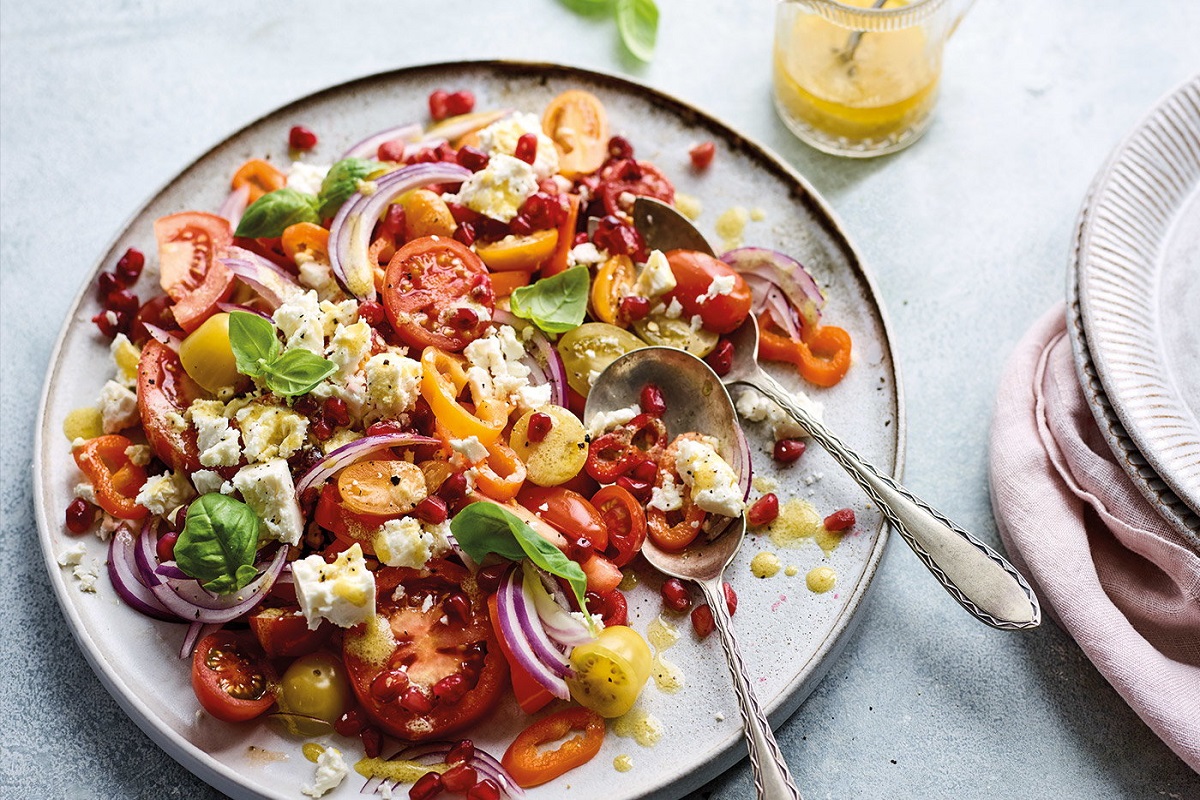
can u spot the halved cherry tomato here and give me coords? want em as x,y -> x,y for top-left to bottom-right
487,592 -> 554,715
489,269 -> 531,298
475,230 -> 558,272
314,482 -> 389,550
564,626 -> 651,718
231,158 -> 286,203
343,561 -> 507,741
72,435 -> 148,520
539,194 -> 580,277
647,497 -> 707,552
153,212 -> 235,333
501,706 -> 605,788
336,460 -> 428,517
516,485 -> 609,553
758,312 -> 853,388
136,340 -> 203,474
128,294 -> 178,347
249,607 -> 332,659
472,441 -> 527,502
597,159 -> 674,216
589,255 -> 636,325
542,91 -> 610,179
665,249 -> 752,335
585,588 -> 628,628
191,631 -> 277,723
419,347 -> 507,445
590,485 -> 646,567
383,237 -> 493,353
281,222 -> 330,265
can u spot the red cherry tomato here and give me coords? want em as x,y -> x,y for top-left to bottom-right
153,212 -> 234,333
664,249 -> 752,335
515,485 -> 609,554
128,294 -> 179,347
382,236 -> 494,353
597,159 -> 674,216
136,340 -> 203,474
590,485 -> 647,567
585,588 -> 628,628
191,631 -> 277,723
248,607 -> 332,659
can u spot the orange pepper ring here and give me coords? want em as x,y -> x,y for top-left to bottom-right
419,347 -> 505,446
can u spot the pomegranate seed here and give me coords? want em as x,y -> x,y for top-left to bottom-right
446,739 -> 476,766
619,295 -> 651,323
723,582 -> 738,615
475,563 -> 508,594
334,707 -> 366,736
65,498 -> 95,534
773,438 -> 806,464
689,141 -> 716,170
432,141 -> 457,163
448,306 -> 479,331
360,726 -> 383,758
592,215 -> 647,261
428,90 -> 451,122
608,135 -> 634,160
639,384 -> 666,416
441,763 -> 478,792
456,145 -> 489,172
414,496 -> 449,525
400,687 -> 434,713
293,396 -> 319,417
370,669 -> 410,703
433,673 -> 468,704
747,493 -> 779,527
573,231 -> 590,246
616,474 -> 652,502
691,604 -> 715,638
630,459 -> 658,482
446,90 -> 475,117
467,779 -> 502,800
115,248 -> 144,285
409,770 -> 444,800
509,214 -> 533,236
92,309 -> 128,339
97,270 -> 121,299
453,220 -> 477,247
438,471 -> 469,502
705,339 -> 734,376
288,125 -> 318,150
660,578 -> 691,612
526,412 -> 553,443
105,288 -> 140,315
378,139 -> 407,162
156,530 -> 180,561
446,201 -> 479,224
443,592 -> 471,625
358,301 -> 386,326
311,418 -> 333,441
514,133 -> 538,164
823,508 -> 857,532
323,397 -> 350,427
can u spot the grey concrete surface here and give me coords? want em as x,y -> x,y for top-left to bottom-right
2,1 -> 1197,798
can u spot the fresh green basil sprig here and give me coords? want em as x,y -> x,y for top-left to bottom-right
559,0 -> 659,62
228,310 -> 335,397
318,157 -> 379,219
234,157 -> 381,238
175,493 -> 261,594
509,266 -> 590,334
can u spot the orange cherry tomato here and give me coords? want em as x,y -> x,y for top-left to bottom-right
313,483 -> 389,551
539,193 -> 580,278
472,441 -> 527,502
231,158 -> 286,203
489,269 -> 532,298
487,592 -> 554,715
281,222 -> 330,265
589,255 -> 636,325
502,706 -> 605,788
542,91 -> 610,179
475,230 -> 559,272
72,435 -> 148,520
419,347 -> 507,446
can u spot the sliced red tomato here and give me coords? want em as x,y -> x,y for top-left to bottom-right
597,159 -> 674,216
191,631 -> 277,723
248,607 -> 332,659
501,706 -> 605,788
136,339 -> 203,474
487,592 -> 554,715
153,212 -> 235,333
383,237 -> 494,353
515,485 -> 609,553
665,249 -> 753,335
342,560 -> 507,741
591,485 -> 647,567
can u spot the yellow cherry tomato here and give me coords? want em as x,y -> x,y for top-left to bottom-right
588,255 -> 636,325
276,652 -> 354,736
475,230 -> 560,272
542,90 -> 610,179
178,312 -> 242,393
566,625 -> 652,718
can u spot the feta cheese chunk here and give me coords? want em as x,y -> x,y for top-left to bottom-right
449,435 -> 489,465
674,436 -> 744,518
326,321 -> 373,383
292,543 -> 376,630
363,351 -> 422,422
302,746 -> 348,798
477,112 -> 560,180
236,403 -> 308,463
135,470 -> 196,517
231,459 -> 304,545
734,389 -> 822,441
700,274 -> 737,302
190,469 -> 234,496
648,472 -> 683,512
371,516 -> 453,569
98,380 -> 139,433
631,250 -> 677,299
449,154 -> 538,222
57,542 -> 87,568
287,161 -> 330,197
189,399 -> 242,468
568,242 -> 607,267
273,290 -> 326,355
586,403 -> 640,439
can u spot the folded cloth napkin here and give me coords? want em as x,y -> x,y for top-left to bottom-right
989,304 -> 1200,773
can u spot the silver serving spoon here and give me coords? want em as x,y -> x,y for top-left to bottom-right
587,347 -> 803,800
632,197 -> 1041,631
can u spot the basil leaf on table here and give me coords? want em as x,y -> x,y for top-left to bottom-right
615,0 -> 659,62
261,348 -> 337,397
175,494 -> 261,594
317,157 -> 380,219
235,188 -> 320,238
509,266 -> 590,334
228,311 -> 280,378
450,502 -> 589,612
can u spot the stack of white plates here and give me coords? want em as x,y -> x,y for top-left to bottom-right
1067,75 -> 1200,551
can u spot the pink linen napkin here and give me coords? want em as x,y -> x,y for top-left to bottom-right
989,304 -> 1200,773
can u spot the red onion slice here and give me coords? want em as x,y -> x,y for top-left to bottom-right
328,163 -> 471,301
107,523 -> 177,621
420,108 -> 511,144
294,431 -> 439,495
221,246 -> 303,310
524,562 -> 594,647
503,566 -> 572,677
743,274 -> 803,341
362,741 -> 525,798
215,302 -> 273,320
179,621 -> 222,659
141,323 -> 182,352
341,122 -> 422,160
495,567 -> 571,698
722,247 -> 825,328
217,184 -> 251,227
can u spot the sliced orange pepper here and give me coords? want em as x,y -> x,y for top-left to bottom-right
489,269 -> 532,298
501,706 -> 605,788
540,194 -> 580,277
472,441 -> 527,502
476,230 -> 559,272
757,312 -> 852,388
588,254 -> 635,325
280,222 -> 330,265
231,159 -> 286,203
419,347 -> 507,445
73,435 -> 148,520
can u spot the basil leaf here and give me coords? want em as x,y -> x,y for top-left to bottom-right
615,0 -> 658,62
235,188 -> 320,238
262,347 -> 337,397
317,158 -> 380,219
559,0 -> 612,14
509,266 -> 590,334
175,494 -> 261,594
450,502 -> 588,612
228,311 -> 280,378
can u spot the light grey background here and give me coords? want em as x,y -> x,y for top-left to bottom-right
2,1 -> 1197,798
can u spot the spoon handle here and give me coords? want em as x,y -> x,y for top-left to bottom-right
741,372 -> 1040,630
698,576 -> 803,800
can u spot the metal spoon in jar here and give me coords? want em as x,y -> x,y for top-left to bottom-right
632,197 -> 1041,631
587,347 -> 803,800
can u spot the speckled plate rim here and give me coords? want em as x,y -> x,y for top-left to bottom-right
33,59 -> 905,800
1074,75 -> 1200,521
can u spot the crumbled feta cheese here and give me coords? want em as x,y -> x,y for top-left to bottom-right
322,428 -> 363,454
57,543 -> 87,567
373,516 -> 447,569
125,444 -> 152,466
700,274 -> 737,302
662,297 -> 684,319
301,746 -> 348,798
273,290 -> 326,355
298,259 -> 341,300
98,380 -> 139,433
362,351 -> 422,422
674,436 -> 744,518
648,472 -> 683,512
326,321 -> 373,383
586,404 -> 640,438
310,375 -> 367,425
516,382 -> 552,413
73,562 -> 99,592
632,250 -> 677,299
319,299 -> 360,338
135,470 -> 197,517
734,389 -> 821,441
235,404 -> 308,463
109,334 -> 141,388
448,154 -> 538,222
98,513 -> 122,542
188,399 -> 242,467
287,162 -> 330,197
463,325 -> 537,410
689,314 -> 704,332
449,436 -> 489,465
231,459 -> 305,545
568,242 -> 607,267
190,469 -> 234,496
477,112 -> 560,180
73,482 -> 97,505
292,543 -> 376,629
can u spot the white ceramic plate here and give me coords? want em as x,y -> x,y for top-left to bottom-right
34,61 -> 902,800
1074,76 -> 1200,534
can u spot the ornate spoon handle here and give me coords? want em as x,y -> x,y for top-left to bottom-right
740,371 -> 1040,630
698,576 -> 802,800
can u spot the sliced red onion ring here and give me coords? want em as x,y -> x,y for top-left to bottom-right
221,246 -> 304,310
141,323 -> 182,352
491,310 -> 567,407
217,184 -> 250,227
180,621 -> 222,659
107,523 -> 177,621
215,302 -> 273,320
341,122 -> 422,160
328,162 -> 472,301
420,108 -> 511,144
523,562 -> 594,647
745,275 -> 803,341
503,566 -> 572,677
294,431 -> 439,495
362,740 -> 525,798
722,247 -> 825,328
495,566 -> 571,699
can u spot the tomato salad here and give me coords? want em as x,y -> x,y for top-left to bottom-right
61,88 -> 854,799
